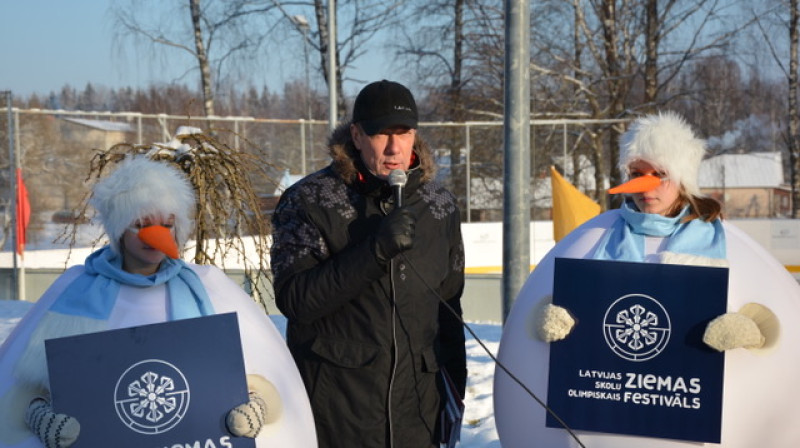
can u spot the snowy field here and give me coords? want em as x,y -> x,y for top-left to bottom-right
0,301 -> 503,447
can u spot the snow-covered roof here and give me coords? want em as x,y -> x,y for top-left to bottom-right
62,117 -> 136,133
698,152 -> 785,189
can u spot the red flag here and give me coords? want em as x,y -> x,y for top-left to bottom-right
16,168 -> 30,256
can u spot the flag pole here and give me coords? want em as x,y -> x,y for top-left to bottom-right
15,125 -> 25,302
5,91 -> 18,300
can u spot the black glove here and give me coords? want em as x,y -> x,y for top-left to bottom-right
373,208 -> 416,264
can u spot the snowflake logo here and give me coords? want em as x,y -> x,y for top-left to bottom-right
114,359 -> 190,434
615,304 -> 659,350
128,371 -> 177,423
603,294 -> 671,362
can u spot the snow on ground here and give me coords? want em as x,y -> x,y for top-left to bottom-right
0,301 -> 502,447
460,322 -> 503,447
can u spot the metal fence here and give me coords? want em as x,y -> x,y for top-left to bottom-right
0,107 -> 628,246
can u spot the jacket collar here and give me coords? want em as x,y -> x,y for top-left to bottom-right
353,156 -> 423,199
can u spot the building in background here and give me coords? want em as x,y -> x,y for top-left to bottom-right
59,117 -> 135,151
699,152 -> 790,218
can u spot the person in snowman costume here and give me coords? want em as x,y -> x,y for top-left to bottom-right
494,111 -> 796,448
0,156 -> 316,447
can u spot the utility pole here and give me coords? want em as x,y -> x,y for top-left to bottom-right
3,91 -> 19,300
502,0 -> 531,323
293,15 -> 312,175
327,0 -> 337,132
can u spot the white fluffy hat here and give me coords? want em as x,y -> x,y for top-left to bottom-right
618,111 -> 706,197
90,156 -> 195,254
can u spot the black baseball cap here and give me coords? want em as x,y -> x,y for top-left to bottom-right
352,80 -> 418,136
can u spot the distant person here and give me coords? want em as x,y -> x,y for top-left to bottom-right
0,156 -> 316,447
270,79 -> 467,447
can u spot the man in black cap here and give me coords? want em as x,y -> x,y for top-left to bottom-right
270,80 -> 467,447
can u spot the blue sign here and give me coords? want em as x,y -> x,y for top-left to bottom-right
546,258 -> 728,443
46,313 -> 255,448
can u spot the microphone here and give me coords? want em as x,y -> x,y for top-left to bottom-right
388,169 -> 408,208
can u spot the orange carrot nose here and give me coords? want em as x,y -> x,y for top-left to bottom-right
608,175 -> 662,194
138,225 -> 179,259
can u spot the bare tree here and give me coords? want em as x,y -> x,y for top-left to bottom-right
311,0 -> 346,118
643,0 -> 659,108
113,0 -> 278,117
517,0 -> 749,206
640,0 -> 751,109
556,0 -> 641,207
675,55 -> 747,138
392,0 -> 472,211
294,0 -> 402,120
789,0 -> 800,218
752,0 -> 800,216
189,0 -> 215,116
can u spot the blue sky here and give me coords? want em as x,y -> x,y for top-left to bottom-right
0,1 -> 391,99
0,1 -> 159,97
4,2 -> 777,103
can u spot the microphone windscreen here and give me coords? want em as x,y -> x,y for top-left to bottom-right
388,169 -> 408,188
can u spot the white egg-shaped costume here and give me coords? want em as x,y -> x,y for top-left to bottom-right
0,263 -> 317,448
495,111 -> 800,447
494,209 -> 800,448
0,156 -> 317,447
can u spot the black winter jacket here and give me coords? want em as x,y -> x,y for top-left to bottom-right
271,124 -> 467,448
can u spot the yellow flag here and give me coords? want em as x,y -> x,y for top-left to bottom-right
550,165 -> 601,242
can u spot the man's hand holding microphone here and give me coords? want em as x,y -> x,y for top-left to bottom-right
372,169 -> 415,265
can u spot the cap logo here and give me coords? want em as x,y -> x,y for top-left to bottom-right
394,105 -> 413,112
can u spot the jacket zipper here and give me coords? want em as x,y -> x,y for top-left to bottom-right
388,258 -> 398,448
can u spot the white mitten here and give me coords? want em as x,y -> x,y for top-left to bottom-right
536,303 -> 576,342
226,391 -> 268,438
226,374 -> 283,438
703,312 -> 765,351
25,397 -> 80,448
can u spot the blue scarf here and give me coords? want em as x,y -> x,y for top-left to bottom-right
50,246 -> 215,320
592,201 -> 726,262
